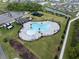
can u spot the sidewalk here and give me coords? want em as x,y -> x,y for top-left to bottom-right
0,45 -> 8,59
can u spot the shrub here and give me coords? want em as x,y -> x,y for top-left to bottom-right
60,40 -> 63,45
3,37 -> 11,43
57,46 -> 61,51
3,38 -> 8,43
61,34 -> 65,39
54,55 -> 58,59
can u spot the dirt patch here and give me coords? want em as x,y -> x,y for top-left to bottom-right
9,39 -> 38,59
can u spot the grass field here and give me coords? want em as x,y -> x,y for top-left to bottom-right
0,11 -> 67,59
0,2 -> 8,11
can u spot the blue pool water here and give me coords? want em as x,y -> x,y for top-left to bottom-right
31,22 -> 50,32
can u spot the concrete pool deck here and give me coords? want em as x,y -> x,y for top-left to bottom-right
19,21 -> 60,41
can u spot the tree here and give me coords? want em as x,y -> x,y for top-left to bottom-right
60,40 -> 63,45
61,34 -> 64,39
7,2 -> 43,11
3,37 -> 11,43
57,46 -> 61,51
54,55 -> 58,59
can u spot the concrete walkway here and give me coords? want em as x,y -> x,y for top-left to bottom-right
0,45 -> 7,59
59,16 -> 79,59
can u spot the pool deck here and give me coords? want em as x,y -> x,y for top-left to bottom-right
19,21 -> 60,41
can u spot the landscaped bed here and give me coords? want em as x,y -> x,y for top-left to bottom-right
9,39 -> 38,59
0,12 -> 67,59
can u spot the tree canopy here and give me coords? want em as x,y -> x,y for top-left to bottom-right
7,2 -> 43,11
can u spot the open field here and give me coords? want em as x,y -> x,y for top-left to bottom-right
0,11 -> 67,59
0,2 -> 8,11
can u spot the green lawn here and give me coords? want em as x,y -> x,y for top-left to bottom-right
0,22 -> 22,59
0,12 -> 67,59
0,2 -> 8,11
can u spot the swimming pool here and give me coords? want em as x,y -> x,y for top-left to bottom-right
31,22 -> 50,32
19,21 -> 60,41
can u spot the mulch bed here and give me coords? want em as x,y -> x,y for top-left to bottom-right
9,39 -> 38,59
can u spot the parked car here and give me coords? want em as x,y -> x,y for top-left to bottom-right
3,23 -> 13,29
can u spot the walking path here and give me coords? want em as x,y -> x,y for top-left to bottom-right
0,45 -> 7,59
59,16 -> 79,59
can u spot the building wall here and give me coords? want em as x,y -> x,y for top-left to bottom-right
65,0 -> 79,3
